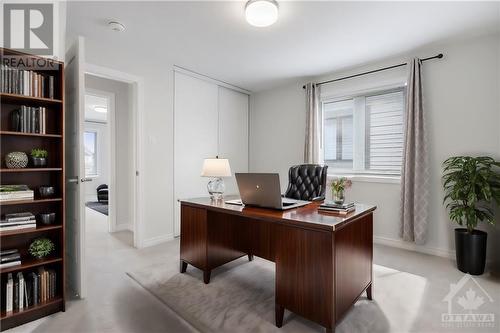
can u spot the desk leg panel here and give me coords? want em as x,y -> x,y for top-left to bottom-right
334,213 -> 373,322
180,205 -> 208,271
275,224 -> 334,329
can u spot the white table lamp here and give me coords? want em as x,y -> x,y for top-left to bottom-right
201,157 -> 232,200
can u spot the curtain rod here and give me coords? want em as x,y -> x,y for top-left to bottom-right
302,53 -> 443,89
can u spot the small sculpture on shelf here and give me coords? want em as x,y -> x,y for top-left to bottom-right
28,238 -> 55,259
31,148 -> 48,167
5,151 -> 28,169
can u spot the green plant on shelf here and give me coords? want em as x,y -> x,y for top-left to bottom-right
30,148 -> 48,158
29,238 -> 55,259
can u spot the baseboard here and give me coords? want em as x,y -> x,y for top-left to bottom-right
114,223 -> 133,232
142,233 -> 174,248
373,235 -> 455,259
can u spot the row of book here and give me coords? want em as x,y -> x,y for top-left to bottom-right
1,64 -> 55,99
12,106 -> 48,134
318,201 -> 356,215
0,185 -> 34,202
3,268 -> 57,312
1,212 -> 36,233
1,249 -> 21,269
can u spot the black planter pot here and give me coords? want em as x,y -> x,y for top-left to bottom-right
32,157 -> 47,167
455,228 -> 487,275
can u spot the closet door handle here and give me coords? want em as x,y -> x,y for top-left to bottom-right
81,178 -> 93,183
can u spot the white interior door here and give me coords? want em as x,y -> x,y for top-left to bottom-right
218,87 -> 249,195
65,36 -> 86,298
173,71 -> 218,236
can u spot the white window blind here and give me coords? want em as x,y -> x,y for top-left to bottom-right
322,87 -> 405,176
365,91 -> 404,173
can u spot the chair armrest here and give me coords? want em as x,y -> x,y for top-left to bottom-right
311,196 -> 325,202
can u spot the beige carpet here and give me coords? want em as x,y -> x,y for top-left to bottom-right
127,254 -> 490,333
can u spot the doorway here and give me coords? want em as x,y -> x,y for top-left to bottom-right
83,89 -> 114,230
83,74 -> 134,241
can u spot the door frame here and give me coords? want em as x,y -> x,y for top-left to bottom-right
84,63 -> 145,248
84,88 -> 117,233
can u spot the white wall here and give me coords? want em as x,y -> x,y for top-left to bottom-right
85,75 -> 133,230
250,34 -> 500,267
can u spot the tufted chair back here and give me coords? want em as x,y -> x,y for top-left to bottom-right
284,164 -> 328,201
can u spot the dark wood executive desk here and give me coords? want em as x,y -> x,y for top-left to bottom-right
179,197 -> 376,333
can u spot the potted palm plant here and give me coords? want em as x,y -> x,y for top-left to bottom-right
442,156 -> 500,275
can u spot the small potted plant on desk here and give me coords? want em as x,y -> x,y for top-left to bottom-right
330,177 -> 352,204
31,148 -> 48,167
442,156 -> 500,275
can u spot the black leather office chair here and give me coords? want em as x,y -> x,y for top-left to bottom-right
284,164 -> 328,201
96,184 -> 109,203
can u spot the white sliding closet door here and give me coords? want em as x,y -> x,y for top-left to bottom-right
218,87 -> 249,195
174,72 -> 218,236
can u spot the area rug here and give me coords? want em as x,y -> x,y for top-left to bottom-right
126,256 -> 448,333
85,201 -> 108,216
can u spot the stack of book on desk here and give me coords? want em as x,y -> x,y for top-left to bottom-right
0,185 -> 34,202
318,201 -> 356,215
1,249 -> 21,268
1,212 -> 36,232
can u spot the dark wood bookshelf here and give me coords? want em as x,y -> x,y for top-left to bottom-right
0,47 -> 65,331
0,198 -> 62,206
0,131 -> 62,138
0,93 -> 63,105
0,225 -> 62,237
0,168 -> 62,173
0,257 -> 62,274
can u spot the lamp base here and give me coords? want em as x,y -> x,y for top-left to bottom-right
207,177 -> 225,200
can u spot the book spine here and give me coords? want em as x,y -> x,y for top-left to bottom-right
19,273 -> 24,310
49,76 -> 54,99
33,274 -> 39,306
6,274 -> 13,312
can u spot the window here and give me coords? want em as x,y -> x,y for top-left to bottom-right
322,88 -> 405,176
84,131 -> 98,176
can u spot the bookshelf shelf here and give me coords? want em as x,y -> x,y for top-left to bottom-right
0,297 -> 63,320
0,168 -> 62,173
0,198 -> 62,206
0,225 -> 62,237
1,47 -> 65,330
0,93 -> 63,105
0,131 -> 62,138
0,257 -> 62,274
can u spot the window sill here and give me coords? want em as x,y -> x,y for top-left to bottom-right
327,174 -> 400,184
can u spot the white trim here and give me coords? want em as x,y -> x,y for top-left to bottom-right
327,174 -> 400,184
173,65 -> 251,95
114,223 -> 133,232
142,233 -> 174,248
84,63 -> 145,249
374,235 -> 455,259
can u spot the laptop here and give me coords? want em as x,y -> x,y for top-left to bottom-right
229,173 -> 310,210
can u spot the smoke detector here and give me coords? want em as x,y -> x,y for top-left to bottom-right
108,21 -> 125,32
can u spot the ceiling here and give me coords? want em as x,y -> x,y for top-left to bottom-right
67,1 -> 500,92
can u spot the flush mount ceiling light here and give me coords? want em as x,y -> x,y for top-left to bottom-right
108,21 -> 125,32
94,106 -> 107,113
245,0 -> 279,27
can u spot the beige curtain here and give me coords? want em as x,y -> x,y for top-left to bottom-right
304,83 -> 321,164
400,58 -> 430,244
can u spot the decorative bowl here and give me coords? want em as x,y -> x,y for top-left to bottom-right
38,212 -> 56,225
39,186 -> 55,198
5,152 -> 28,169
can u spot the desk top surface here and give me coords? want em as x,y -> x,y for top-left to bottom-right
180,196 -> 376,232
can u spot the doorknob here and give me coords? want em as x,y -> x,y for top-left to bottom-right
68,178 -> 78,183
81,178 -> 93,183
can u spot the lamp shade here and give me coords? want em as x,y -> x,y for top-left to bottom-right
201,158 -> 232,178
